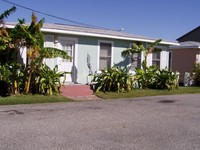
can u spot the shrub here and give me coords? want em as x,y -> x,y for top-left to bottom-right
151,68 -> 179,90
35,64 -> 67,95
193,63 -> 200,86
135,66 -> 179,90
93,66 -> 134,92
134,65 -> 159,89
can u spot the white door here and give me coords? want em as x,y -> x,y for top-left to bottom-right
57,38 -> 75,83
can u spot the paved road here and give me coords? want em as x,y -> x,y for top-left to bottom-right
0,94 -> 200,150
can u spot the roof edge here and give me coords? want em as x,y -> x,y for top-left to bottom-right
5,24 -> 178,46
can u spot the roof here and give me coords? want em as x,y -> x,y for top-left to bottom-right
176,26 -> 200,41
5,22 -> 178,45
170,41 -> 200,49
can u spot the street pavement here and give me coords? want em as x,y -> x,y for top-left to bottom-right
0,94 -> 200,150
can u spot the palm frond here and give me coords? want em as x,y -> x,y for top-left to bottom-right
0,6 -> 16,21
41,47 -> 72,60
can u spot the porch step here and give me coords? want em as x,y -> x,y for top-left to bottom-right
60,85 -> 100,100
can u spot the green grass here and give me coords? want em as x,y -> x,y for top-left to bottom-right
1,87 -> 200,105
0,95 -> 73,105
95,87 -> 200,99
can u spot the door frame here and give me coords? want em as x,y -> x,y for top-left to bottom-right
57,36 -> 78,83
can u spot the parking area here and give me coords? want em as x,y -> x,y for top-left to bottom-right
0,94 -> 200,150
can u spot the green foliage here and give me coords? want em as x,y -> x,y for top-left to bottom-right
150,68 -> 179,90
121,39 -> 162,71
135,66 -> 159,89
0,62 -> 26,95
193,63 -> 200,86
135,66 -> 179,90
0,6 -> 16,21
0,6 -> 16,51
35,64 -> 67,95
0,64 -> 11,96
93,66 -> 134,93
0,13 -> 71,96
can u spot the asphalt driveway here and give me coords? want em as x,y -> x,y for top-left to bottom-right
0,94 -> 200,150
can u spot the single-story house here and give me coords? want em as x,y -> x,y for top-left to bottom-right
6,22 -> 178,84
170,26 -> 200,83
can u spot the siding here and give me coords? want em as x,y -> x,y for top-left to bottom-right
42,33 -> 171,84
172,48 -> 199,82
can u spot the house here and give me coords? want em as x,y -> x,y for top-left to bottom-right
170,26 -> 200,83
6,22 -> 178,84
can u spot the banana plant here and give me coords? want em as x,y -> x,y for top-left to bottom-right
36,64 -> 67,95
93,66 -> 134,92
121,39 -> 162,71
10,13 -> 71,94
0,6 -> 16,61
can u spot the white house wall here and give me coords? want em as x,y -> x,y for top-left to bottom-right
40,33 -> 171,84
44,35 -> 56,69
19,47 -> 27,66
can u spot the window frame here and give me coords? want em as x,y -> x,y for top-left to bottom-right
152,51 -> 161,67
97,40 -> 114,70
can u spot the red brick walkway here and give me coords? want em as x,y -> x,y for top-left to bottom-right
60,84 -> 101,101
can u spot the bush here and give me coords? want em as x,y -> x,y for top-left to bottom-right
135,66 -> 179,90
93,66 -> 134,92
151,68 -> 179,90
193,63 -> 200,86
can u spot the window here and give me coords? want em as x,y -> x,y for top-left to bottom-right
130,53 -> 141,70
152,52 -> 160,66
99,43 -> 112,70
61,43 -> 74,62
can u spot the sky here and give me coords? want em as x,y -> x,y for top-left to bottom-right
1,0 -> 200,42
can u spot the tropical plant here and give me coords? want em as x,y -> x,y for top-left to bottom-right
35,64 -> 67,95
134,65 -> 159,89
0,62 -> 26,94
10,13 -> 71,94
0,64 -> 11,96
122,39 -> 162,71
93,66 -> 134,93
0,6 -> 16,60
151,68 -> 179,90
135,65 -> 179,90
0,6 -> 16,23
193,63 -> 200,86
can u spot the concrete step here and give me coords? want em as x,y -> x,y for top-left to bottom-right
60,85 -> 94,97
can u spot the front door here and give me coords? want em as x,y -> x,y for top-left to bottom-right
57,37 -> 75,83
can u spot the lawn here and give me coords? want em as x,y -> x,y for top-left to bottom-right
1,87 -> 200,105
0,95 -> 73,105
95,87 -> 200,99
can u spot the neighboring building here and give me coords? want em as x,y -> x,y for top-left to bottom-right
177,26 -> 200,42
6,22 -> 177,84
171,26 -> 200,83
